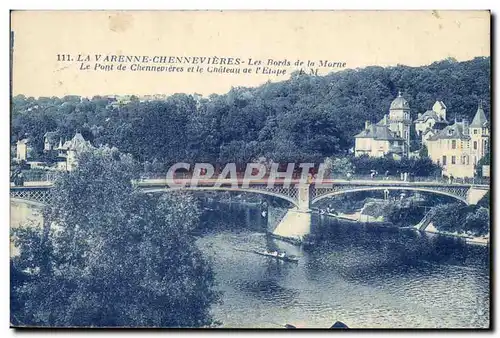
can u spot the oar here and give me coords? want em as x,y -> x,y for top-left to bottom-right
232,247 -> 254,253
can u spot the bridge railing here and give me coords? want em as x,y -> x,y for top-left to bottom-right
12,170 -> 59,183
138,172 -> 490,185
333,174 -> 489,186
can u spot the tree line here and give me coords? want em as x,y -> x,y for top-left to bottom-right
12,57 -> 490,168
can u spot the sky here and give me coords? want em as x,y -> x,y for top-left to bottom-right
11,10 -> 490,98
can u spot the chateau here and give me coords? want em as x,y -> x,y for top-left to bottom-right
354,93 -> 489,178
16,131 -> 92,171
355,92 -> 412,159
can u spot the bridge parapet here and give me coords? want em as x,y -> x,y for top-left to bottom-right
11,178 -> 489,208
10,186 -> 52,205
310,182 -> 472,205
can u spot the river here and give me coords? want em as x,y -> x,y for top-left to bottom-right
196,204 -> 490,329
10,200 -> 490,328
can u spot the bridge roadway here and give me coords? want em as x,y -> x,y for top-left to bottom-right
10,177 -> 489,240
11,177 -> 489,208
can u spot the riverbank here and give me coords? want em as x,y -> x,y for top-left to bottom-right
421,222 -> 490,247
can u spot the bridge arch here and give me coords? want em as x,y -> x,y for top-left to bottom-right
10,197 -> 47,208
141,186 -> 300,208
311,186 -> 469,205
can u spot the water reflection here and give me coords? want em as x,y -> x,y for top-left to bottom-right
197,203 -> 490,328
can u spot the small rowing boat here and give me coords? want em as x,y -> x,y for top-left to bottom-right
252,250 -> 299,263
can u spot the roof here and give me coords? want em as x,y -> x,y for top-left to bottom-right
390,91 -> 410,110
422,127 -> 437,136
68,132 -> 92,151
470,103 -> 488,128
355,124 -> 404,141
435,100 -> 447,109
58,133 -> 92,151
44,131 -> 59,143
17,138 -> 29,144
427,121 -> 470,141
414,110 -> 448,124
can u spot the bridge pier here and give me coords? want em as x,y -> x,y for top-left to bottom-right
466,187 -> 489,205
268,184 -> 312,240
271,208 -> 311,240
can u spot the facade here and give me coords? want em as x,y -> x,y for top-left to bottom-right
15,139 -> 30,162
354,121 -> 406,158
54,132 -> 93,171
414,101 -> 449,143
354,92 -> 410,158
43,131 -> 59,151
426,103 -> 489,178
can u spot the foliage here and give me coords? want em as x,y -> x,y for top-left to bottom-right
385,200 -> 425,227
350,154 -> 441,177
477,191 -> 490,208
418,144 -> 429,158
11,147 -> 220,327
476,151 -> 491,177
428,203 -> 489,236
11,57 -> 490,165
323,156 -> 355,178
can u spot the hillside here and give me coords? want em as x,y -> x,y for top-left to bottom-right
11,56 -> 490,164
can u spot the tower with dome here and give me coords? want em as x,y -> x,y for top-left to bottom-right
354,91 -> 412,159
387,91 -> 412,151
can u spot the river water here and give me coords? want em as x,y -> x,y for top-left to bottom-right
197,204 -> 490,329
11,200 -> 490,328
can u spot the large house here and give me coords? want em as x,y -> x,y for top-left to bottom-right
414,101 -> 449,144
354,92 -> 411,158
54,132 -> 93,171
17,131 -> 92,171
354,121 -> 406,159
426,102 -> 489,178
354,93 -> 490,178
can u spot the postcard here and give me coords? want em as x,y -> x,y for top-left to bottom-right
10,10 -> 491,329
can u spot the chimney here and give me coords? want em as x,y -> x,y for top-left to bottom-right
365,121 -> 371,129
383,114 -> 388,125
418,113 -> 422,118
462,119 -> 469,135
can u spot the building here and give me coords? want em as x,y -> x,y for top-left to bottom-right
469,101 -> 490,164
426,102 -> 489,178
414,101 -> 449,144
55,132 -> 93,171
354,121 -> 406,159
15,139 -> 31,162
354,92 -> 410,158
384,91 -> 412,151
43,131 -> 59,151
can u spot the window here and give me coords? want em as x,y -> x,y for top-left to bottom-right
442,156 -> 447,165
452,140 -> 456,149
451,156 -> 456,164
474,129 -> 478,134
473,141 -> 478,150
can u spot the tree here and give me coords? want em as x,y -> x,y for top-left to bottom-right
323,156 -> 355,178
464,207 -> 489,236
11,147 -> 220,327
419,144 -> 429,158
